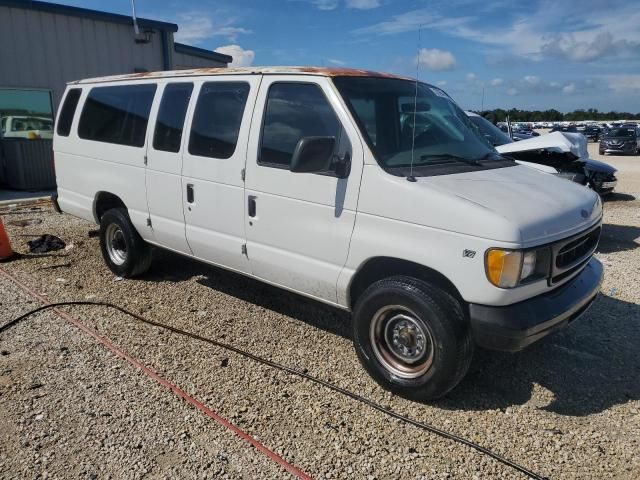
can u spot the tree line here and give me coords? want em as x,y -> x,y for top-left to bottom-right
475,108 -> 640,123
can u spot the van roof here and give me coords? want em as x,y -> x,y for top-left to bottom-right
70,66 -> 413,85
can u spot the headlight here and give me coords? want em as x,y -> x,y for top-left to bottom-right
485,248 -> 550,288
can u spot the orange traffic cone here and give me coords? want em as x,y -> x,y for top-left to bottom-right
0,217 -> 16,262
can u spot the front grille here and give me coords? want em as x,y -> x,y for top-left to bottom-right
550,225 -> 600,284
556,227 -> 600,268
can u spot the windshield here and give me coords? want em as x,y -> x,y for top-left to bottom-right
333,77 -> 496,169
607,128 -> 635,137
467,114 -> 513,146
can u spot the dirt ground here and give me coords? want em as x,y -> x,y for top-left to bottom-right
0,142 -> 639,479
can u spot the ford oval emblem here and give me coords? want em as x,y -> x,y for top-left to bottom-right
580,209 -> 589,218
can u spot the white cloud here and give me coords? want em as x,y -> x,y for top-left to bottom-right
607,75 -> 640,93
415,48 -> 457,71
174,13 -> 251,44
354,2 -> 640,64
175,16 -> 214,43
312,0 -> 338,9
490,78 -> 503,86
346,0 -> 381,9
523,75 -> 540,86
541,31 -> 637,62
215,45 -> 255,67
327,58 -> 346,65
353,9 -> 467,36
436,80 -> 447,86
562,83 -> 576,94
507,88 -> 518,96
466,72 -> 476,81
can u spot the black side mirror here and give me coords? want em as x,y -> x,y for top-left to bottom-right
290,136 -> 336,174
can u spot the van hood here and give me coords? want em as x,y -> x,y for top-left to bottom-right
497,131 -> 588,159
418,164 -> 602,244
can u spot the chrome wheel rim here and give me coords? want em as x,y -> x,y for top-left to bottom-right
370,305 -> 434,379
105,223 -> 127,266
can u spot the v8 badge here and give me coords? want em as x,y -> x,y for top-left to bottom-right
462,249 -> 476,258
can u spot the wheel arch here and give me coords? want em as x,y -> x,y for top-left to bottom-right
348,256 -> 464,310
93,191 -> 127,223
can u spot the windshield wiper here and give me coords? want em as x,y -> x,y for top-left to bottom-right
419,153 -> 482,166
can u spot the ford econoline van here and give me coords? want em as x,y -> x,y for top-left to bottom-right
53,67 -> 603,400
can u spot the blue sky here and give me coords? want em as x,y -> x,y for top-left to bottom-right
56,0 -> 639,113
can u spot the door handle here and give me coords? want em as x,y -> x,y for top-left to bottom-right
186,184 -> 194,203
248,196 -> 257,217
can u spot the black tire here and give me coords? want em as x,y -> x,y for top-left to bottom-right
599,149 -> 604,155
99,208 -> 152,278
352,276 -> 473,401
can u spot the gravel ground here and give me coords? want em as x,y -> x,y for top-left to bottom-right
1,142 -> 639,479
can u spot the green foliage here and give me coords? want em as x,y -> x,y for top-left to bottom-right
474,108 -> 639,122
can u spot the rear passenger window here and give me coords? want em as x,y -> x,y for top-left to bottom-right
56,88 -> 81,136
188,82 -> 249,159
153,83 -> 193,152
78,84 -> 156,147
259,83 -> 340,167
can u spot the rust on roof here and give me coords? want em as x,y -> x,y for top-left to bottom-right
71,66 -> 413,85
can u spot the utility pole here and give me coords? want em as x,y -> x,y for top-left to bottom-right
480,86 -> 485,113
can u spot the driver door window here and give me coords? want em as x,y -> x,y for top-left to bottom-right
259,83 -> 341,168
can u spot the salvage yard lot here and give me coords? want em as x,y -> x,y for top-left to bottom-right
1,143 -> 639,479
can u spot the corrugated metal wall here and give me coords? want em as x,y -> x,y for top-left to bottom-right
173,51 -> 227,70
2,139 -> 55,190
0,5 -> 166,108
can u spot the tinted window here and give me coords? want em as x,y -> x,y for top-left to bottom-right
260,83 -> 340,167
0,88 -> 54,139
188,82 -> 249,159
56,88 -> 81,136
153,83 -> 193,152
78,84 -> 156,147
607,128 -> 635,137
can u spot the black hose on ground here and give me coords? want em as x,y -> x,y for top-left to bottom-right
0,301 -> 548,480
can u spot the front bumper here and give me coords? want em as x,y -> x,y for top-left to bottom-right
601,145 -> 636,154
469,258 -> 603,352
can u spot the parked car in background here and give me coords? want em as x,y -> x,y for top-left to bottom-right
550,124 -> 578,134
52,67 -> 605,400
599,126 -> 640,155
0,115 -> 54,139
467,112 -> 617,195
583,125 -> 602,142
498,123 -> 538,141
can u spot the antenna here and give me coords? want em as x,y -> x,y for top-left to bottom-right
130,0 -> 140,35
408,25 -> 422,182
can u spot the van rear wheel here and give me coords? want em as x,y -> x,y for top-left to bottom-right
352,276 -> 473,401
99,208 -> 152,278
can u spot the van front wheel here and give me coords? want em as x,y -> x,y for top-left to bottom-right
352,276 -> 473,401
99,208 -> 152,278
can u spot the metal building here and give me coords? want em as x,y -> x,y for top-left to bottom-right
0,0 -> 231,190
0,0 -> 231,108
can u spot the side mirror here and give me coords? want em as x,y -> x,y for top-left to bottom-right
290,136 -> 336,174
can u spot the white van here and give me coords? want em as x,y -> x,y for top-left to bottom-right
53,67 -> 603,400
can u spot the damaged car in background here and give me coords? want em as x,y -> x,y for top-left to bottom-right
467,112 -> 617,195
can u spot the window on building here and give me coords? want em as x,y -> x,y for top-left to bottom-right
153,83 -> 193,153
188,82 -> 249,159
0,89 -> 54,140
78,84 -> 157,147
259,83 -> 340,167
56,88 -> 82,137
